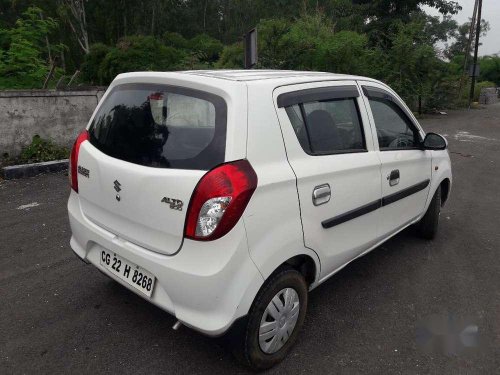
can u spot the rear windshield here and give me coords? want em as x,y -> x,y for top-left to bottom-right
88,83 -> 227,170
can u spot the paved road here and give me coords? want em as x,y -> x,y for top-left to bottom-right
1,104 -> 500,374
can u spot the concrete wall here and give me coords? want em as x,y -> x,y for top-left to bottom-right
0,89 -> 106,157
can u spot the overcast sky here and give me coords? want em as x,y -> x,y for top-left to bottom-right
423,0 -> 500,56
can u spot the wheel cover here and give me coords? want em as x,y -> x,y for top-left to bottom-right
258,288 -> 300,354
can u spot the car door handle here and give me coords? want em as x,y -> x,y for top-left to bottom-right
387,169 -> 400,186
312,184 -> 331,206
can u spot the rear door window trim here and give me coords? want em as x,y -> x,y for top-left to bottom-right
277,85 -> 360,108
302,98 -> 367,156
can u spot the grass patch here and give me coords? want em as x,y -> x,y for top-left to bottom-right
1,135 -> 69,167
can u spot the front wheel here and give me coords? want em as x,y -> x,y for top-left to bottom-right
240,268 -> 308,370
417,187 -> 441,240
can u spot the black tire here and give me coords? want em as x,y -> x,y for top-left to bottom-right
238,268 -> 308,371
417,186 -> 441,240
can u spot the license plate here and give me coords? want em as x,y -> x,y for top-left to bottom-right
100,250 -> 155,297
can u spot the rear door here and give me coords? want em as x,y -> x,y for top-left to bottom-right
77,83 -> 228,255
274,81 -> 382,275
360,82 -> 432,237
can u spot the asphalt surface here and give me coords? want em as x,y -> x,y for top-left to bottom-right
1,103 -> 500,374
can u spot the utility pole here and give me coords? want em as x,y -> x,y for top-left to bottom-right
469,0 -> 483,108
464,0 -> 479,75
458,0 -> 478,101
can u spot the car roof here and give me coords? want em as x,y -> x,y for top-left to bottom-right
117,69 -> 374,83
182,69 -> 336,81
181,69 -> 364,82
114,70 -> 382,93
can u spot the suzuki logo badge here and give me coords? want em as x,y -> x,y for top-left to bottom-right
113,180 -> 122,192
114,180 -> 122,201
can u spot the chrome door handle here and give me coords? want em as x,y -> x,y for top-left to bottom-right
387,169 -> 400,186
312,184 -> 331,206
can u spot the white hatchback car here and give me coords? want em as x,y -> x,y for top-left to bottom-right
68,70 -> 451,370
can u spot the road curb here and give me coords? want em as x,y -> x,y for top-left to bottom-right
1,159 -> 68,180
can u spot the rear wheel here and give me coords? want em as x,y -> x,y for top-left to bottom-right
417,187 -> 441,240
239,268 -> 308,370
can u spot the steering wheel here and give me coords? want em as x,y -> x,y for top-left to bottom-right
389,135 -> 414,149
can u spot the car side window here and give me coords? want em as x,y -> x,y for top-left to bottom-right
285,98 -> 366,155
368,97 -> 420,150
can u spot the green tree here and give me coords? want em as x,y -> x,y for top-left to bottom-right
445,19 -> 490,60
354,0 -> 461,21
479,55 -> 500,86
217,14 -> 372,76
384,19 -> 444,113
279,14 -> 335,70
252,14 -> 372,72
315,31 -> 369,74
0,6 -> 61,89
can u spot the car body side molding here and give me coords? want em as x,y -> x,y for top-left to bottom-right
322,199 -> 382,229
321,179 -> 431,229
381,179 -> 430,207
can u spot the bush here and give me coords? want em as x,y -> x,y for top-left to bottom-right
19,135 -> 69,164
163,32 -> 189,49
80,33 -> 227,84
81,43 -> 111,85
279,15 -> 334,70
97,36 -> 185,84
215,43 -> 244,69
216,16 -> 372,75
188,34 -> 223,62
315,31 -> 370,74
255,18 -> 292,69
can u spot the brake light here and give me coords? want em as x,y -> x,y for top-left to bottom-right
69,130 -> 89,192
184,160 -> 258,241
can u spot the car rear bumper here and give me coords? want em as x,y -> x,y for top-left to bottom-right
68,190 -> 264,336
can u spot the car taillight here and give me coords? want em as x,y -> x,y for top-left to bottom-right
69,130 -> 89,192
184,160 -> 258,241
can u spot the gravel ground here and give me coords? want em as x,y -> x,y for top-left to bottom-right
1,103 -> 499,374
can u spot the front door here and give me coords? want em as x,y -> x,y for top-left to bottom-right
274,81 -> 382,276
360,83 -> 432,238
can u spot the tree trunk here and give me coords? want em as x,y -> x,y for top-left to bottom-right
43,60 -> 57,89
203,0 -> 208,31
40,12 -> 52,63
62,0 -> 90,54
151,5 -> 156,35
60,50 -> 66,71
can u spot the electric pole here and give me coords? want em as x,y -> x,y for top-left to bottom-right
458,0 -> 478,101
469,0 -> 483,108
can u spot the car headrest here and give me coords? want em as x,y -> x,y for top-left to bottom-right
306,110 -> 341,152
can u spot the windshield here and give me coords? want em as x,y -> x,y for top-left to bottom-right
88,83 -> 227,170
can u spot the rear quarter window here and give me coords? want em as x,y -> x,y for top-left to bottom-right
89,83 -> 227,170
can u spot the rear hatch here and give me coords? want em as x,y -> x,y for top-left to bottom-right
77,82 -> 227,255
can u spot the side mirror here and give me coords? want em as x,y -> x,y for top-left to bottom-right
422,132 -> 447,150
